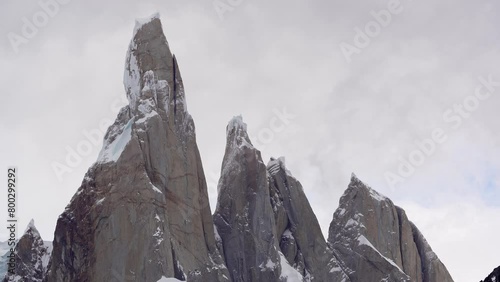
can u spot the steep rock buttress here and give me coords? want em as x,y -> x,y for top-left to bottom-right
45,14 -> 228,282
213,117 -> 349,282
328,174 -> 454,282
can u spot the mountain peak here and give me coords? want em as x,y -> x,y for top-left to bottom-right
347,173 -> 388,202
329,176 -> 454,282
124,13 -> 187,121
23,218 -> 40,236
226,115 -> 253,148
4,218 -> 51,282
46,16 -> 229,282
133,12 -> 161,36
227,115 -> 247,134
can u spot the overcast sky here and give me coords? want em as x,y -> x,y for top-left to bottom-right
1,0 -> 499,281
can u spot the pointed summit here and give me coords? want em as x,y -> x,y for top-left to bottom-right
24,218 -> 37,234
328,177 -> 454,282
3,220 -> 51,282
46,15 -> 229,282
346,173 -> 388,202
214,115 -> 349,281
133,12 -> 161,35
124,12 -> 187,123
225,115 -> 253,149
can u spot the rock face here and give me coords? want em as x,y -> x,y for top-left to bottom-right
328,174 -> 454,282
45,14 -> 228,282
213,117 -> 349,282
481,266 -> 500,282
266,158 -> 348,282
3,220 -> 51,282
213,117 -> 282,282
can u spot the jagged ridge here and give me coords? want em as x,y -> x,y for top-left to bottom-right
8,14 -> 457,282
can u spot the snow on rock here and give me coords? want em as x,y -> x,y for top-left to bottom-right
227,115 -> 247,134
3,220 -> 52,282
259,257 -> 277,272
124,38 -> 140,108
24,218 -> 38,234
150,182 -> 163,194
279,251 -> 303,281
156,276 -> 183,282
134,12 -> 161,36
213,225 -> 222,243
226,115 -> 254,149
267,157 -> 293,177
357,235 -> 403,272
351,173 -> 387,200
97,118 -> 133,163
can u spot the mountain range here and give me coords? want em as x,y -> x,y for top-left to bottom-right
2,14 -> 461,282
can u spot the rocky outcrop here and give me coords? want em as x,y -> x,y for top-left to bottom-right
3,220 -> 51,282
213,117 -> 349,282
267,157 -> 349,281
213,117 -> 282,281
481,266 -> 500,282
45,14 -> 228,282
328,174 -> 454,282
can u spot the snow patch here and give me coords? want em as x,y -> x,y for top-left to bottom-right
150,183 -> 163,194
134,13 -> 161,36
124,39 -> 140,107
337,208 -> 346,216
260,257 -> 277,271
357,235 -> 403,272
279,251 -> 303,281
268,157 -> 293,177
214,224 -> 222,243
98,119 -> 133,163
282,229 -> 293,239
227,115 -> 247,135
368,188 -> 387,202
153,226 -> 164,246
156,277 -> 183,282
24,219 -> 37,234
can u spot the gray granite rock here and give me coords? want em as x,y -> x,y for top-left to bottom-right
3,220 -> 51,282
213,117 -> 282,282
213,117 -> 349,282
267,157 -> 349,282
328,174 -> 454,282
45,14 -> 228,282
